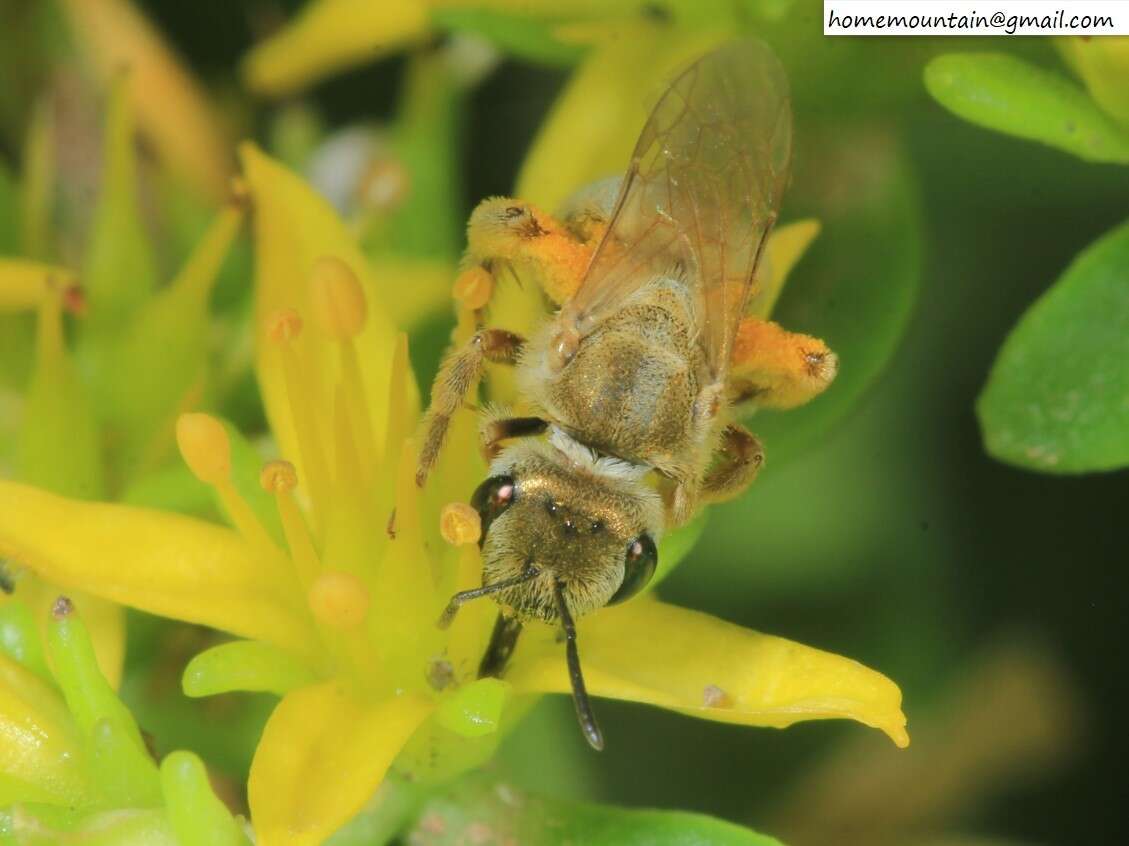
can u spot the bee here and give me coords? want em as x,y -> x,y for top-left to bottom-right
417,40 -> 837,749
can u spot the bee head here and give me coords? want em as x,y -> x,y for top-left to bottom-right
470,439 -> 662,623
465,197 -> 550,259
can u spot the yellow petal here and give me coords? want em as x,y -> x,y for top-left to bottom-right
242,143 -> 413,479
0,653 -> 96,807
242,0 -> 430,97
0,481 -> 316,660
516,24 -> 729,211
0,260 -> 77,313
507,597 -> 909,748
750,219 -> 821,319
59,0 -> 232,200
1058,36 -> 1129,127
248,682 -> 431,846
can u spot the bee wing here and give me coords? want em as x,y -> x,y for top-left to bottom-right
563,40 -> 792,382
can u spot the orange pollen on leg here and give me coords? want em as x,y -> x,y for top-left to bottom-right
440,502 -> 481,546
308,571 -> 370,628
452,266 -> 493,311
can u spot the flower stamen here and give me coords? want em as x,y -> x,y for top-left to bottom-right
310,256 -> 378,482
260,460 -> 321,591
266,308 -> 331,527
176,413 -> 279,556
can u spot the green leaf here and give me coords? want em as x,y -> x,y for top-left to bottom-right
748,123 -> 921,463
159,751 -> 251,846
182,639 -> 316,698
978,218 -> 1129,473
81,74 -> 158,331
45,601 -> 162,808
0,599 -> 51,682
0,161 -> 18,253
398,774 -> 785,846
923,52 -> 1129,164
0,806 -> 176,845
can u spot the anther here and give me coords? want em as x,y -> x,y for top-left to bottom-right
259,460 -> 298,494
452,266 -> 493,311
266,308 -> 303,344
310,256 -> 367,340
440,502 -> 482,547
308,571 -> 370,628
176,413 -> 231,485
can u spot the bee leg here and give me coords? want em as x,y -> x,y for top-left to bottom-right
478,613 -> 524,679
728,317 -> 838,412
417,328 -> 525,487
480,414 -> 549,461
701,424 -> 765,503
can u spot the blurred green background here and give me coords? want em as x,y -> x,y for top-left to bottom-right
2,1 -> 1127,844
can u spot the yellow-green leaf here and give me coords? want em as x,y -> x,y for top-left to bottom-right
81,73 -> 158,329
924,52 -> 1129,164
183,640 -> 318,698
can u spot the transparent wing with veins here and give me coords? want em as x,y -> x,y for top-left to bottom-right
562,40 -> 792,383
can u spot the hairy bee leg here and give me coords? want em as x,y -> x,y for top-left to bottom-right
554,581 -> 604,751
701,424 -> 765,503
478,613 -> 524,679
463,198 -> 597,308
728,317 -> 838,411
480,415 -> 549,461
416,328 -> 525,487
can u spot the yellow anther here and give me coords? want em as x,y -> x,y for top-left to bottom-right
452,266 -> 493,311
266,308 -> 303,344
439,502 -> 481,547
308,571 -> 370,628
310,256 -> 367,340
176,413 -> 231,485
259,460 -> 298,494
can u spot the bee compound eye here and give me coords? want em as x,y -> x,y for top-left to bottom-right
608,533 -> 658,605
470,475 -> 517,543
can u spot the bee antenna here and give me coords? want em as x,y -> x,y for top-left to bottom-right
438,567 -> 539,629
554,580 -> 605,751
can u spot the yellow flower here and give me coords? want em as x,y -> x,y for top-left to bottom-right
0,145 -> 906,845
